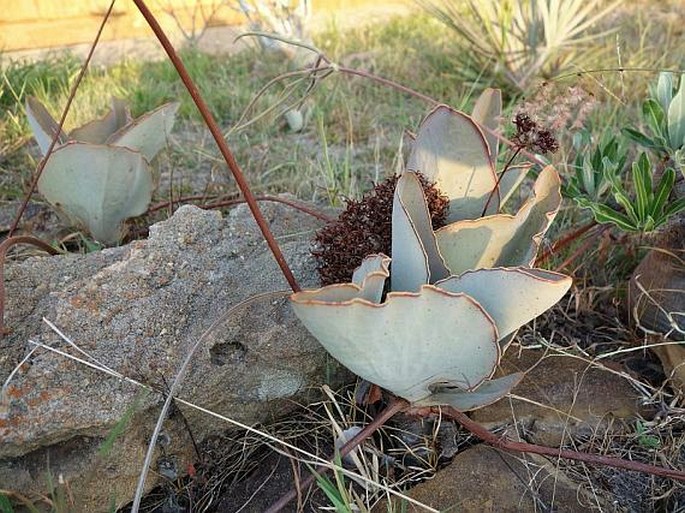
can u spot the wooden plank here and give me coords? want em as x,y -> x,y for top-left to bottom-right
0,0 -> 409,53
0,0 -> 128,23
0,4 -> 244,52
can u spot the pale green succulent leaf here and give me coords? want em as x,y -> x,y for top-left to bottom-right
471,88 -> 502,165
290,285 -> 500,403
668,74 -> 685,150
296,254 -> 390,306
435,166 -> 562,274
498,164 -> 532,208
69,97 -> 132,144
494,166 -> 562,267
391,172 -> 449,291
106,102 -> 180,162
414,372 -> 524,411
436,267 -> 572,340
37,142 -> 153,245
25,96 -> 68,156
654,72 -> 674,112
293,284 -> 365,303
435,215 -> 507,275
406,105 -> 499,222
351,254 -> 391,303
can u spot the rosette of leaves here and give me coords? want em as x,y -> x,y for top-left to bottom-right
565,133 -> 626,202
313,89 -> 511,287
624,72 -> 685,174
290,103 -> 572,411
579,151 -> 685,233
25,97 -> 180,245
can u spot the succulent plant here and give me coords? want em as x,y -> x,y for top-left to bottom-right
26,97 -> 179,245
291,98 -> 572,411
624,72 -> 685,171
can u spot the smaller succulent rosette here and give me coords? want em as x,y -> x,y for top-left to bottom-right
26,97 -> 179,245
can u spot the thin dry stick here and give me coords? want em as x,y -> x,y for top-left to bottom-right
233,33 -> 549,168
147,193 -> 220,213
130,290 -> 289,512
0,236 -> 62,336
147,194 -> 335,223
535,220 -> 599,266
9,0 -> 117,236
333,64 -> 548,167
264,397 -> 410,513
552,66 -> 685,82
442,406 -> 685,482
132,0 -> 301,293
554,225 -> 612,272
31,326 -> 431,511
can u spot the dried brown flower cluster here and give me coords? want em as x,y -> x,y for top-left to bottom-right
512,112 -> 559,155
510,82 -> 596,155
313,174 -> 449,285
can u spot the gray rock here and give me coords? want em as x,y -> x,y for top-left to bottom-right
0,202 -> 349,512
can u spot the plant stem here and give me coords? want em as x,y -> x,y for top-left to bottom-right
554,225 -> 611,273
535,219 -> 599,266
264,396 -> 410,513
481,147 -> 522,216
334,65 -> 547,167
337,65 -> 440,105
443,406 -> 685,482
147,194 -> 335,223
132,0 -> 301,293
9,0 -> 116,236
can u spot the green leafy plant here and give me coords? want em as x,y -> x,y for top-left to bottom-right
635,420 -> 661,450
566,74 -> 685,235
25,97 -> 179,245
291,103 -> 572,411
0,495 -> 14,513
577,152 -> 685,232
565,132 -> 627,204
313,454 -> 367,513
624,72 -> 685,172
422,0 -> 621,92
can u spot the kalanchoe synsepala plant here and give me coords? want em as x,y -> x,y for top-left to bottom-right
290,92 -> 572,411
26,97 -> 179,245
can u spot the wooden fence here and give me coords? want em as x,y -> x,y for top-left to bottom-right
0,0 -> 391,53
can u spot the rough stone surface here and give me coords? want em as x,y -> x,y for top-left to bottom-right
629,220 -> 685,395
378,444 -> 603,512
0,202 -> 349,512
472,349 -> 649,447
